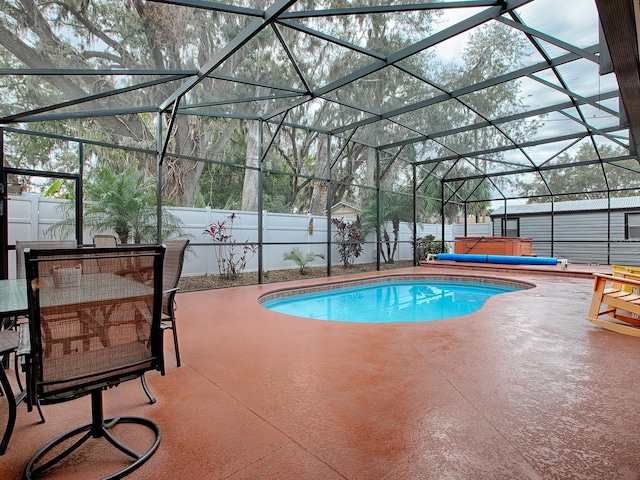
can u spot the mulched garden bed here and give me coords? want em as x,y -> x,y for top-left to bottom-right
178,260 -> 415,292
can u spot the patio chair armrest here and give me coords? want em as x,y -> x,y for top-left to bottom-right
593,272 -> 640,289
162,287 -> 181,316
162,287 -> 179,297
620,271 -> 640,281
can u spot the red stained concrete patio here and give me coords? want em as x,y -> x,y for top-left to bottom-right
2,265 -> 640,479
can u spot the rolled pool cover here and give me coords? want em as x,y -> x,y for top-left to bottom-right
436,253 -> 558,266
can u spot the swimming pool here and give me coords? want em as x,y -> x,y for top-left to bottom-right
259,275 -> 533,323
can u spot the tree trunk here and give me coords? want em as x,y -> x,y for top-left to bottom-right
310,134 -> 329,215
242,86 -> 270,212
242,120 -> 261,212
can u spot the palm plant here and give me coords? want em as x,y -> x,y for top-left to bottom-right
282,247 -> 325,274
361,190 -> 413,264
48,167 -> 185,243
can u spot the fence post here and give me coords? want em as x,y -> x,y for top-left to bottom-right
31,195 -> 40,239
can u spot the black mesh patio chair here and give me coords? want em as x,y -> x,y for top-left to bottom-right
21,245 -> 165,479
93,232 -> 152,394
11,240 -> 77,422
15,240 -> 77,279
93,234 -> 118,247
161,239 -> 189,367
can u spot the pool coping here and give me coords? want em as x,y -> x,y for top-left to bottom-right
257,273 -> 536,304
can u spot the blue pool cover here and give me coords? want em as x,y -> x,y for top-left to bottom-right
436,253 -> 558,266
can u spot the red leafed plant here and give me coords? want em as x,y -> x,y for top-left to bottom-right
203,213 -> 257,279
331,216 -> 365,267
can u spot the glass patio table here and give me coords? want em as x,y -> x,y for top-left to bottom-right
0,279 -> 28,319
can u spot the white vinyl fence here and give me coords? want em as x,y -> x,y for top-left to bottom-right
6,193 -> 492,279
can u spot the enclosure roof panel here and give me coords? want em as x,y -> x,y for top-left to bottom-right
1,0 -> 639,201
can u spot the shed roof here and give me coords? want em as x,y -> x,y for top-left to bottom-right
491,196 -> 640,216
331,202 -> 361,212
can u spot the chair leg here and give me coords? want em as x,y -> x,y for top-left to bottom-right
0,364 -> 17,455
140,374 -> 156,404
13,354 -> 23,392
15,348 -> 46,424
13,354 -> 45,423
34,401 -> 45,424
171,322 -> 181,367
162,321 -> 181,367
24,390 -> 160,479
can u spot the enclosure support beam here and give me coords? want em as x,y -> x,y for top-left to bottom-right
463,202 -> 468,238
0,130 -> 6,278
258,120 -> 264,284
326,134 -> 332,277
375,149 -> 381,271
440,182 -> 446,253
502,199 -> 508,237
156,113 -> 163,244
412,163 -> 418,267
550,197 -> 555,258
156,97 -> 183,243
76,143 -> 83,246
607,194 -> 612,265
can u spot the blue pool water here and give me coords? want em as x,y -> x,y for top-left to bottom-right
261,279 -> 524,323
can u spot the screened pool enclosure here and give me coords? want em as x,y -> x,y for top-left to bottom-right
1,0 -> 640,279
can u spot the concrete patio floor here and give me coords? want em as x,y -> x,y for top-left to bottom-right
1,265 -> 640,479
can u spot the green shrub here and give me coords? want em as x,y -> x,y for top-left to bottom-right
413,234 -> 448,260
